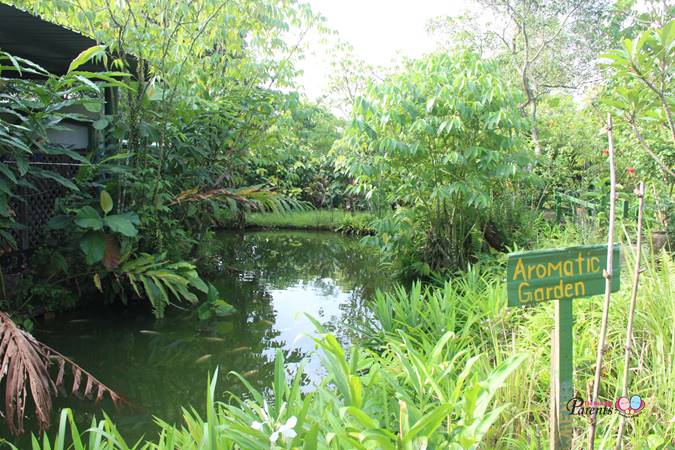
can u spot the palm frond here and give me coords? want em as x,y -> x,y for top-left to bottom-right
0,313 -> 124,435
171,185 -> 310,213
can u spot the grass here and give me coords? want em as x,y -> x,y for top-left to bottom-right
245,209 -> 374,233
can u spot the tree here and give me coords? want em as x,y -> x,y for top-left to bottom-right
602,18 -> 674,176
321,41 -> 382,118
602,15 -> 674,230
342,51 -> 529,274
431,0 -> 614,155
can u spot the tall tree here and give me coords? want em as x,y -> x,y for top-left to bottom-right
488,0 -> 618,154
321,41 -> 382,118
430,0 -> 614,155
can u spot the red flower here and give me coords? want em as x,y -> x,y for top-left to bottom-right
627,166 -> 635,175
602,149 -> 609,156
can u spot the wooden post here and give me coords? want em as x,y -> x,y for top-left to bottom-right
615,182 -> 646,449
589,114 -> 618,448
623,199 -> 629,219
556,205 -> 562,223
551,298 -> 574,449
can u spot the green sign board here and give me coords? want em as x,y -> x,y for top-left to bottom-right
506,244 -> 620,307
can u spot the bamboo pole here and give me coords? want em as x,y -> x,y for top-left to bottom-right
588,114 -> 617,449
615,181 -> 645,449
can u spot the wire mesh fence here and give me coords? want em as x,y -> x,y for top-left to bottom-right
2,154 -> 80,273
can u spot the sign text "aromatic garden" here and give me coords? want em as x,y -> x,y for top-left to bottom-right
506,244 -> 620,307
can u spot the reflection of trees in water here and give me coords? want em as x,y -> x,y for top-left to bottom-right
206,231 -> 386,353
206,231 -> 384,296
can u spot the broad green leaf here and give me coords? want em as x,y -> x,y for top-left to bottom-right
83,101 -> 103,113
31,168 -> 80,191
92,118 -> 109,130
75,206 -> 103,230
68,45 -> 107,73
104,214 -> 138,237
80,231 -> 105,264
100,190 -> 113,214
403,404 -> 452,443
47,214 -> 71,230
0,163 -> 17,183
213,300 -> 235,317
0,230 -> 17,248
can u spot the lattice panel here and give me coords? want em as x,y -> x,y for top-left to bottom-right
3,153 -> 80,273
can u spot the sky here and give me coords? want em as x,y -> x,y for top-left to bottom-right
298,0 -> 474,101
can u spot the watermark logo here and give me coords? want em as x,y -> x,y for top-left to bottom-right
566,395 -> 645,418
615,395 -> 645,418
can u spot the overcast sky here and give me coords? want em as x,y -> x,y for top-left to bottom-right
297,0 -> 474,101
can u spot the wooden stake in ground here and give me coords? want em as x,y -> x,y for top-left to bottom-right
588,114 -> 618,449
615,181 -> 645,450
550,298 -> 574,450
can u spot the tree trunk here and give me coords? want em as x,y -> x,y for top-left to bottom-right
521,64 -> 542,156
531,99 -> 542,156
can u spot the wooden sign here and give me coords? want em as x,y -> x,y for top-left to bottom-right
506,244 -> 620,307
505,244 -> 621,449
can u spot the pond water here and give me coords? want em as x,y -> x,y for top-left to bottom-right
23,231 -> 385,443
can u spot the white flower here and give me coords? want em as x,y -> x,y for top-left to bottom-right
250,420 -> 264,431
269,416 -> 297,444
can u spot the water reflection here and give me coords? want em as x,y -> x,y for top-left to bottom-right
23,230 -> 384,442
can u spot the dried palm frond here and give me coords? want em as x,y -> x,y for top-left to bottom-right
0,312 -> 124,435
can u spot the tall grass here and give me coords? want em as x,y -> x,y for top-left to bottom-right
359,225 -> 674,448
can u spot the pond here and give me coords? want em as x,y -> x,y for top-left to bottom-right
23,231 -> 385,442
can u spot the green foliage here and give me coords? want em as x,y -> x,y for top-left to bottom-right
335,211 -> 376,235
43,189 -> 208,317
343,51 -> 529,274
536,95 -> 607,189
0,51 -> 124,250
358,240 -> 675,448
2,0 -> 323,316
196,283 -> 236,320
121,253 -> 208,318
60,191 -> 141,264
12,0 -> 328,252
601,17 -> 674,232
245,103 -> 354,209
